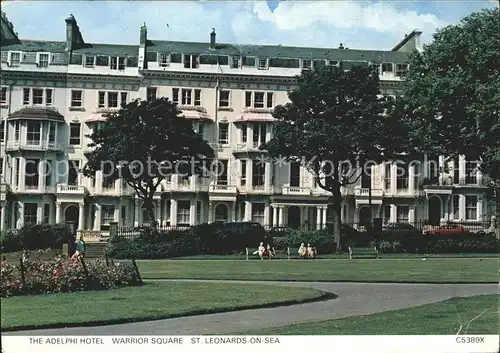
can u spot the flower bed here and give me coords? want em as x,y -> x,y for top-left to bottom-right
1,257 -> 142,297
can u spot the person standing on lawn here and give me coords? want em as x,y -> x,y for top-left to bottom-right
72,236 -> 86,260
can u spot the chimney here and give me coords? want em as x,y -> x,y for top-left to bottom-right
139,23 -> 148,70
338,43 -> 344,49
65,14 -> 85,52
210,28 -> 216,49
140,23 -> 147,46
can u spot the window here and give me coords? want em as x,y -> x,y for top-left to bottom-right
183,54 -> 199,69
98,91 -> 126,108
396,164 -> 408,190
147,87 -> 157,101
44,160 -> 52,187
218,122 -> 229,145
101,205 -> 115,225
33,89 -> 43,105
257,58 -> 268,70
43,204 -> 50,223
45,89 -> 53,105
14,121 -> 20,141
219,90 -> 230,107
27,122 -> 41,144
465,196 -> 477,220
176,88 -> 201,106
245,91 -> 273,108
369,63 -> 380,74
48,123 -> 55,143
216,160 -> 228,185
71,90 -> 83,108
69,123 -> 81,145
396,206 -> 409,223
381,63 -> 393,73
158,53 -> 170,67
452,195 -> 460,219
240,160 -> 247,186
84,55 -> 95,68
37,53 -> 50,68
383,205 -> 391,224
107,92 -> 118,108
252,160 -> 265,187
120,92 -> 128,106
181,89 -> 192,105
0,121 -> 4,143
9,52 -> 21,66
252,123 -> 267,147
25,159 -> 39,188
384,163 -> 391,190
196,201 -> 202,224
23,88 -> 30,105
465,161 -> 477,184
172,88 -> 179,104
230,56 -> 240,69
121,205 -> 127,225
24,203 -> 38,225
251,203 -> 265,224
102,163 -> 115,189
22,88 -> 52,106
240,124 -> 247,143
110,57 -> 126,70
395,64 -> 408,77
177,201 -> 190,225
1,87 -> 7,105
68,160 -> 80,185
302,59 -> 312,69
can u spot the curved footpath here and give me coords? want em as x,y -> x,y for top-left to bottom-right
4,280 -> 498,335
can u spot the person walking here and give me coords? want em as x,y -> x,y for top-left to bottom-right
72,236 -> 86,260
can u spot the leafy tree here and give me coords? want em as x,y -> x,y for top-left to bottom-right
83,98 -> 214,226
401,8 -> 500,226
263,65 -> 402,250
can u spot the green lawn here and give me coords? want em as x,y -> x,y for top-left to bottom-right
137,258 -> 498,283
1,282 -> 327,330
239,294 -> 500,335
171,253 -> 499,260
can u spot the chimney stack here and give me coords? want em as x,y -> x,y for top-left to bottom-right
338,43 -> 344,49
210,28 -> 216,49
140,23 -> 147,46
139,23 -> 148,70
65,14 -> 84,52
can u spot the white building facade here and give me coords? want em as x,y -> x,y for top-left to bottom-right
0,13 -> 493,236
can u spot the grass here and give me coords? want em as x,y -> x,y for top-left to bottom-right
1,281 -> 328,331
238,294 -> 500,335
137,258 -> 498,283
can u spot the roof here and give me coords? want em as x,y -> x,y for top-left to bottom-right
72,43 -> 139,57
391,29 -> 422,52
3,40 -> 67,52
9,107 -> 65,122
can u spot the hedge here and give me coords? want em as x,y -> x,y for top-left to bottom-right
1,224 -> 72,253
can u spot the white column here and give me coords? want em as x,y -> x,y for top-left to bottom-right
246,159 -> 253,190
55,201 -> 61,224
114,203 -> 120,222
408,164 -> 415,193
94,204 -> 102,231
459,194 -> 466,220
265,162 -> 272,192
322,206 -> 327,228
272,205 -> 278,227
189,200 -> 196,225
170,199 -> 178,226
134,199 -> 140,227
340,203 -> 345,223
38,162 -> 46,193
115,178 -> 121,194
95,171 -> 103,193
316,206 -> 322,230
264,202 -> 270,226
408,205 -> 416,223
19,157 -> 26,190
477,195 -> 483,221
278,206 -> 284,227
231,202 -> 236,222
390,164 -> 397,194
442,196 -> 450,223
78,202 -> 85,230
208,201 -> 213,223
247,124 -> 253,149
155,200 -> 161,224
0,204 -> 6,231
390,204 -> 397,223
36,202 -> 43,224
245,201 -> 252,221
459,155 -> 466,184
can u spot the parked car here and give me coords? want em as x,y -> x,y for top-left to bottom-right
424,224 -> 467,235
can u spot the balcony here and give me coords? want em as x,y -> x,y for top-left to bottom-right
354,188 -> 384,197
0,183 -> 11,201
209,184 -> 237,193
11,184 -> 55,194
57,184 -> 87,194
6,140 -> 64,152
282,186 -> 311,195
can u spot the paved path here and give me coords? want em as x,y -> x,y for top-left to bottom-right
4,280 -> 498,335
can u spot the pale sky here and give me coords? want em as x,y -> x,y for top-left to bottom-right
2,1 -> 497,50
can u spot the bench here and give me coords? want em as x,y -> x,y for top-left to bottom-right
348,246 -> 379,259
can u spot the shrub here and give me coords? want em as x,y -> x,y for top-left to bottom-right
0,257 -> 141,297
0,224 -> 72,253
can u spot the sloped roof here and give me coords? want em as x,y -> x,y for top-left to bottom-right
9,107 -> 65,122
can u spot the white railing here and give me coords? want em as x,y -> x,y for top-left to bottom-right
6,140 -> 64,152
57,184 -> 86,194
282,186 -> 311,195
177,105 -> 207,113
354,188 -> 384,197
209,184 -> 237,193
242,107 -> 274,114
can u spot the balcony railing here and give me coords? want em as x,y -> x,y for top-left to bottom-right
57,184 -> 87,194
209,184 -> 237,193
423,176 -> 488,187
242,107 -> 274,113
6,140 -> 64,152
282,186 -> 311,195
354,188 -> 384,197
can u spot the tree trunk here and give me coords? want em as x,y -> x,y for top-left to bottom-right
495,186 -> 500,239
143,198 -> 157,229
329,188 -> 343,252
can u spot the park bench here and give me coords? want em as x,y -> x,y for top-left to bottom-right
348,246 -> 379,259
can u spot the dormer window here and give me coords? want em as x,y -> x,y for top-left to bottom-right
328,60 -> 338,66
183,54 -> 199,69
158,53 -> 170,67
302,59 -> 313,70
258,58 -> 268,70
8,52 -> 21,67
395,64 -> 408,78
110,57 -> 126,70
369,63 -> 381,74
36,53 -> 50,68
381,63 -> 393,73
230,56 -> 240,69
84,55 -> 96,68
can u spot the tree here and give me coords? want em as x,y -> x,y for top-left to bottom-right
263,65 -> 402,250
401,8 -> 500,227
83,98 -> 214,227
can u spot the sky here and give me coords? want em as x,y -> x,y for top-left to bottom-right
2,1 -> 497,50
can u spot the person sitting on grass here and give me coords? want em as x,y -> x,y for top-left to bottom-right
266,244 -> 275,260
298,243 -> 307,259
308,245 -> 317,259
257,242 -> 266,260
71,236 -> 86,260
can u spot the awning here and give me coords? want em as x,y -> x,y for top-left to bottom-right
85,114 -> 108,123
234,113 -> 275,124
179,111 -> 212,121
8,107 -> 65,122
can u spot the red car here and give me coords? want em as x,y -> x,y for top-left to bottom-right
425,224 -> 467,235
